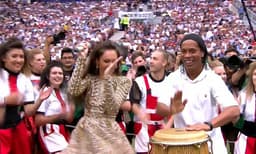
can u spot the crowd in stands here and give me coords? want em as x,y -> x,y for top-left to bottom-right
122,0 -> 255,58
1,0 -> 256,61
1,0 -> 256,154
0,1 -> 117,58
244,0 -> 256,13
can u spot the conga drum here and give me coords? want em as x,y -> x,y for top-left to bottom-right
150,128 -> 210,154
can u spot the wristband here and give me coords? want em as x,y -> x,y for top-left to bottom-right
204,121 -> 213,131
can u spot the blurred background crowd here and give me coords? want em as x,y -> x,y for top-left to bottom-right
1,1 -> 256,154
1,0 -> 256,61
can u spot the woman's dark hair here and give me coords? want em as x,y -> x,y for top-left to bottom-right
0,37 -> 25,68
39,61 -> 64,89
85,40 -> 121,76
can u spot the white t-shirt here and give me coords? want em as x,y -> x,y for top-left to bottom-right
134,74 -> 171,120
0,68 -> 34,103
37,89 -> 69,153
167,65 -> 238,154
133,74 -> 171,152
29,74 -> 41,100
0,68 -> 34,128
37,89 -> 69,116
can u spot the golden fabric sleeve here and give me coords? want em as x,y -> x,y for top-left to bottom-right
68,56 -> 90,96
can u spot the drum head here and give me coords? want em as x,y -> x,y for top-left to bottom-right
151,128 -> 209,145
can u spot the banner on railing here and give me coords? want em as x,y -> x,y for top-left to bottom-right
118,11 -> 155,19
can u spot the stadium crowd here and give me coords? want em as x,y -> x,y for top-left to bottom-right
0,0 -> 256,60
0,0 -> 256,154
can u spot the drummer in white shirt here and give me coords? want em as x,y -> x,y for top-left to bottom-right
157,33 -> 240,154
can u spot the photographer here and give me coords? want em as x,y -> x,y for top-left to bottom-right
221,48 -> 247,96
43,26 -> 69,62
43,25 -> 78,84
219,48 -> 249,154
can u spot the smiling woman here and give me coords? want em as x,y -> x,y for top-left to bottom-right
35,61 -> 74,154
0,37 -> 36,154
23,48 -> 47,100
20,48 -> 48,154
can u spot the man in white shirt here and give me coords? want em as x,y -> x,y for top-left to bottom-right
130,49 -> 170,153
158,33 -> 240,154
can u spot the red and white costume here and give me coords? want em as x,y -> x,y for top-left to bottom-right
234,91 -> 256,154
24,74 -> 41,151
133,74 -> 170,153
37,88 -> 70,153
30,74 -> 41,98
0,68 -> 34,154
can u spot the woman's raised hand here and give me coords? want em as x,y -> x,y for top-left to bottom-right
104,56 -> 123,77
77,42 -> 89,58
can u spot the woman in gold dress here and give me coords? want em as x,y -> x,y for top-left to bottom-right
63,41 -> 134,154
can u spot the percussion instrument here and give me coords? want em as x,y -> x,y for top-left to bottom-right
150,128 -> 210,154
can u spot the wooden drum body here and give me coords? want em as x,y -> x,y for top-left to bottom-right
150,128 -> 209,154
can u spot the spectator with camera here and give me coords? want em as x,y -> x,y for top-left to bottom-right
43,28 -> 75,84
218,48 -> 249,153
43,31 -> 86,134
222,48 -> 247,97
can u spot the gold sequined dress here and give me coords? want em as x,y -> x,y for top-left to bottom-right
63,56 -> 134,154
